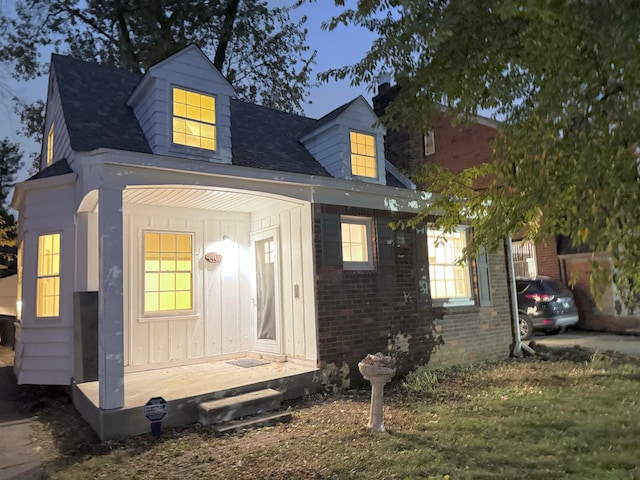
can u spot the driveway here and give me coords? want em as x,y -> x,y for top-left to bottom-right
0,346 -> 45,480
534,331 -> 640,356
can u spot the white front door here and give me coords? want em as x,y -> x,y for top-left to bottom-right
251,227 -> 282,354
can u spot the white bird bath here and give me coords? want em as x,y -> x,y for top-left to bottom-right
358,353 -> 396,432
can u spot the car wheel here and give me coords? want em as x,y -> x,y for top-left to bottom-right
544,328 -> 561,336
519,314 -> 534,340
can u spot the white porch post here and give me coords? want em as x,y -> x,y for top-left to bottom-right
98,187 -> 125,409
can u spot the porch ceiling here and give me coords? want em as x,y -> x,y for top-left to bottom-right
123,186 -> 300,213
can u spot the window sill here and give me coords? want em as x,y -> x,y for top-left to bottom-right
432,298 -> 478,311
139,312 -> 198,322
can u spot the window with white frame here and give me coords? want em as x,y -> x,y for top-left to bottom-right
172,87 -> 217,151
427,228 -> 472,303
36,233 -> 61,317
341,216 -> 373,270
424,130 -> 435,156
144,232 -> 193,313
349,131 -> 377,178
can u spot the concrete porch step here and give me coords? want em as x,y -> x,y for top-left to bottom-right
198,388 -> 283,426
214,411 -> 292,435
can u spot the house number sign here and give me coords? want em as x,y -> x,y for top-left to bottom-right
205,252 -> 223,264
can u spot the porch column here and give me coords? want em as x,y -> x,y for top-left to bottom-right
98,187 -> 125,410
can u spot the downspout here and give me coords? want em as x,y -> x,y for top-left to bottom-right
506,237 -> 535,357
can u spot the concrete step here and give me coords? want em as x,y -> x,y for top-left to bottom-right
214,411 -> 293,435
198,388 -> 283,426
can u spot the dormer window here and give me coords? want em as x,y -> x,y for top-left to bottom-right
350,131 -> 377,178
47,124 -> 54,166
172,87 -> 217,151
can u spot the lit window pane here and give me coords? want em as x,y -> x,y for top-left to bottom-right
187,105 -> 201,121
176,235 -> 191,252
159,273 -> 175,291
201,96 -> 215,110
145,273 -> 159,291
174,103 -> 186,118
174,88 -> 186,104
173,118 -> 186,134
175,292 -> 192,310
176,273 -> 191,291
160,253 -> 176,272
159,292 -> 175,311
186,91 -> 200,107
145,292 -> 159,312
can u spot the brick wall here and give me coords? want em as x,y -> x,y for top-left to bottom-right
427,246 -> 513,369
313,204 -> 513,387
424,116 -> 496,175
535,237 -> 561,279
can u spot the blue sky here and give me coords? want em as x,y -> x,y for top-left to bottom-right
0,1 -> 380,183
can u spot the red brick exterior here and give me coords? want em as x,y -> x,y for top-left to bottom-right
313,204 -> 512,389
534,237 -> 561,279
422,115 -> 496,174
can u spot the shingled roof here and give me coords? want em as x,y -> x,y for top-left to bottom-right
50,54 -> 408,185
52,54 -> 152,155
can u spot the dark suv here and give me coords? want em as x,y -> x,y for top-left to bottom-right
516,277 -> 579,340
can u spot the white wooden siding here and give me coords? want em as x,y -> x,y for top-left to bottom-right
14,182 -> 76,385
42,69 -> 75,169
123,203 -> 251,371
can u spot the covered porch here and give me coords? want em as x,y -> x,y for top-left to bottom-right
73,161 -> 319,423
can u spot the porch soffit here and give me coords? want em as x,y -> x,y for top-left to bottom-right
123,186 -> 300,213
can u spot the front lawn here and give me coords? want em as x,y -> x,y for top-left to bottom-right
35,346 -> 640,479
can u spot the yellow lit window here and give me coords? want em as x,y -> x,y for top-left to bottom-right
36,233 -> 60,317
144,232 -> 193,313
427,229 -> 471,300
341,216 -> 373,270
47,124 -> 54,166
350,131 -> 377,178
172,87 -> 217,151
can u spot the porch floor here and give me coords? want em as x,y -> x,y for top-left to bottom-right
73,359 -> 319,440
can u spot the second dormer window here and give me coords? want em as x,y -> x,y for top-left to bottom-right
172,87 -> 217,151
350,131 -> 377,178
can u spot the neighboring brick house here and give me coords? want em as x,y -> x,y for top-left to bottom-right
10,46 -> 514,438
373,81 -> 639,334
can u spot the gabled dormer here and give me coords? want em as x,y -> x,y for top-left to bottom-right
299,96 -> 387,185
127,45 -> 235,164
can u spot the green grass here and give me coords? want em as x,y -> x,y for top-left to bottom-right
40,350 -> 640,479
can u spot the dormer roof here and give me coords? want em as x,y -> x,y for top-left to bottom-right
127,44 -> 235,107
298,96 -> 380,142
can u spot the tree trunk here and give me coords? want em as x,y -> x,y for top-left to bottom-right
213,0 -> 240,72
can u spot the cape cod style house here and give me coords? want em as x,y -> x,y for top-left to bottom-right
11,46 -> 513,439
